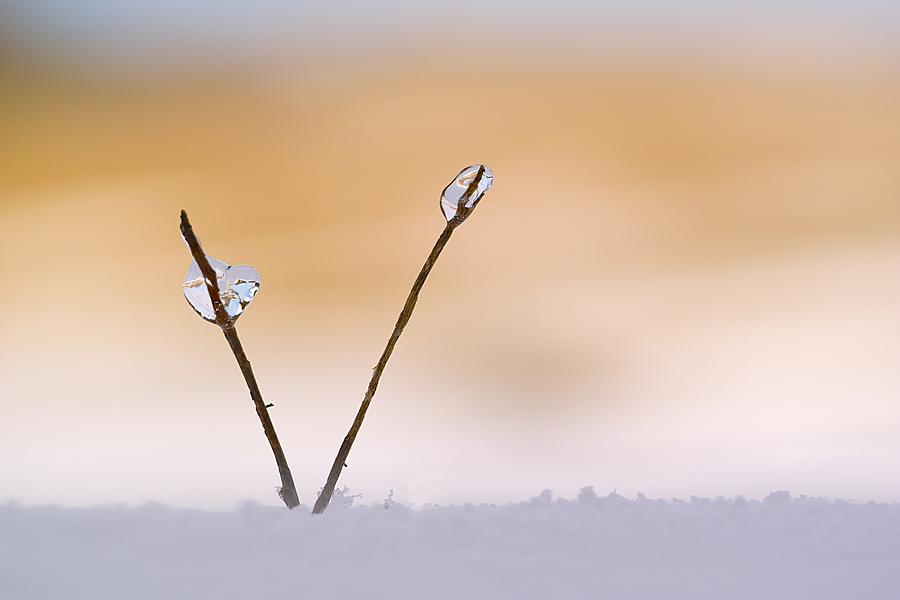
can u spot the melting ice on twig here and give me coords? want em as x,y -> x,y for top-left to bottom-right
440,164 -> 493,223
183,256 -> 260,323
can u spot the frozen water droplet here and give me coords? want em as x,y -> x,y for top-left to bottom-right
440,164 -> 493,223
183,255 -> 260,323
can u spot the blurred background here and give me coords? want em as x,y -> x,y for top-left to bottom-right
1,0 -> 898,509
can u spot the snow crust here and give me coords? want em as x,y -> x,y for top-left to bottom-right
3,489 -> 899,600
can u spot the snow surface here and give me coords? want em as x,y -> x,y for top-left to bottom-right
3,489 -> 899,600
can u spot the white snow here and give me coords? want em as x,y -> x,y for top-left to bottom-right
3,489 -> 899,600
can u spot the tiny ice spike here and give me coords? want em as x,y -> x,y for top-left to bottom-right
183,255 -> 260,323
440,164 -> 493,223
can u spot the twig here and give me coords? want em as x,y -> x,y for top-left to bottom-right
180,210 -> 301,509
312,223 -> 454,514
312,165 -> 488,514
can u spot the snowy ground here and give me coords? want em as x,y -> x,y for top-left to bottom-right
3,489 -> 899,600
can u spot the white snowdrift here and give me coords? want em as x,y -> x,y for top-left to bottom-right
2,489 -> 899,600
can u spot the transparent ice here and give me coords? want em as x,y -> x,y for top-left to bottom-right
182,255 -> 260,323
440,164 -> 493,222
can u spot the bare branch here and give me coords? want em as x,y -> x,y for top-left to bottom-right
313,222 -> 456,514
180,210 -> 300,509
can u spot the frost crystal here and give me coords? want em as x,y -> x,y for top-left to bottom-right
328,486 -> 362,510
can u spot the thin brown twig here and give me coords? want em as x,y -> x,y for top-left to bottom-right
312,166 -> 487,514
312,223 -> 455,514
180,210 -> 301,509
